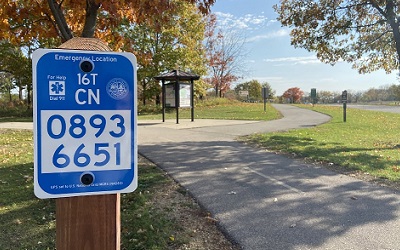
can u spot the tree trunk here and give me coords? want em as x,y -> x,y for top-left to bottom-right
156,94 -> 160,105
27,89 -> 32,108
47,0 -> 73,41
18,85 -> 24,101
142,79 -> 146,106
385,1 -> 400,71
81,0 -> 100,38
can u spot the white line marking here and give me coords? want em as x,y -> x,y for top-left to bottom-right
245,167 -> 305,194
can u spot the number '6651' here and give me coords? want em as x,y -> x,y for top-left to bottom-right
53,143 -> 121,168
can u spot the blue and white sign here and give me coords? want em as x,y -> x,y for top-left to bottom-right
33,49 -> 137,199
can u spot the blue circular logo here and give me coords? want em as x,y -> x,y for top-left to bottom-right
106,78 -> 129,100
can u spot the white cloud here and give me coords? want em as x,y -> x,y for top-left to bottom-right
216,12 -> 234,19
263,55 -> 321,65
313,78 -> 337,83
248,29 -> 289,42
214,11 -> 269,31
213,11 -> 286,43
245,59 -> 256,63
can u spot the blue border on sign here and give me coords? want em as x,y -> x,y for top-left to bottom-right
33,49 -> 137,199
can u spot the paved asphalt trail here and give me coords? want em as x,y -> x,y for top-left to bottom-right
138,104 -> 400,250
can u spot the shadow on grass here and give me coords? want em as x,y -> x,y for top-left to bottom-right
0,161 -> 188,250
0,163 -> 56,249
0,163 -> 36,205
255,135 -> 398,171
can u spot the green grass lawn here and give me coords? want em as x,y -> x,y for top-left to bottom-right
138,102 -> 281,121
0,129 -> 196,249
0,101 -> 281,122
244,104 -> 400,182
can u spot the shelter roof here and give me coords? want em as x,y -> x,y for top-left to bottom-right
154,70 -> 200,81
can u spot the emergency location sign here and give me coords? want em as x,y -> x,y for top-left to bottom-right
33,49 -> 137,199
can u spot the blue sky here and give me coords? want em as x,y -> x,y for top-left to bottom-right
210,0 -> 399,95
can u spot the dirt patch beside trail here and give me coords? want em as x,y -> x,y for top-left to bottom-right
139,156 -> 241,250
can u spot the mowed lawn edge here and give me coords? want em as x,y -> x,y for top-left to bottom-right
242,104 -> 400,185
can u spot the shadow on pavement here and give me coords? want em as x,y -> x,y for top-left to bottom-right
139,140 -> 399,249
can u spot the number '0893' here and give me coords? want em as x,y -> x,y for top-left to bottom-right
46,114 -> 126,169
47,114 -> 125,139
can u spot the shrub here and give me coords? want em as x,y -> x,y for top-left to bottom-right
0,101 -> 32,120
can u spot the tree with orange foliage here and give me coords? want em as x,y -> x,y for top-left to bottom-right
0,0 -> 214,105
0,0 -> 215,49
282,87 -> 304,103
204,14 -> 246,97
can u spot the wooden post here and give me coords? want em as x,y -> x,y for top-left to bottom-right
262,87 -> 267,112
56,195 -> 120,250
342,90 -> 347,123
56,37 -> 120,250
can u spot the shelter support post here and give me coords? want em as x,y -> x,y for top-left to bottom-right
191,79 -> 194,122
162,80 -> 165,122
175,80 -> 179,124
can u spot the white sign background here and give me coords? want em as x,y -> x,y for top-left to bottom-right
40,110 -> 131,173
